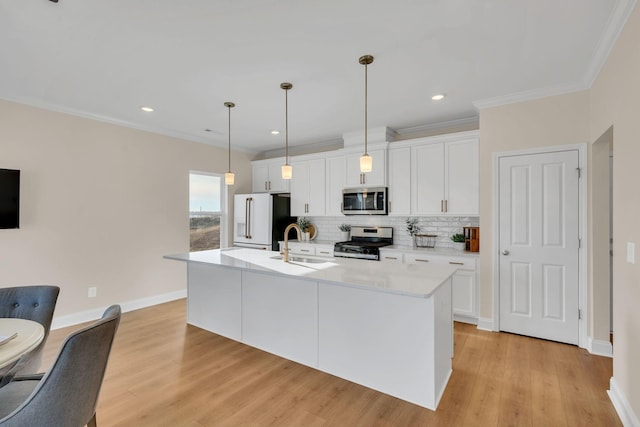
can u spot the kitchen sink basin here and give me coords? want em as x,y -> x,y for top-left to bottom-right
270,255 -> 330,264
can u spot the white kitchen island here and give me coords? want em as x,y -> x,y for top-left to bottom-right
165,248 -> 457,410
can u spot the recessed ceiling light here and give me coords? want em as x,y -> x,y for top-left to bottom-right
271,130 -> 280,135
140,106 -> 154,112
431,94 -> 446,101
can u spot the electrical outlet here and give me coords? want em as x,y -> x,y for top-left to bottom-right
88,287 -> 97,298
627,242 -> 635,264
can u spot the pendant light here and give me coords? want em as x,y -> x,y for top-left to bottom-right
224,101 -> 235,186
281,82 -> 293,180
359,55 -> 374,173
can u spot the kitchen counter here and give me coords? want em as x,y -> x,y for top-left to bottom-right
166,247 -> 455,410
165,248 -> 457,298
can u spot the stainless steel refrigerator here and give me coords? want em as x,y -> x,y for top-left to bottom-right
233,193 -> 296,251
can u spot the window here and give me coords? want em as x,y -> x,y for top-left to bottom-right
189,172 -> 226,252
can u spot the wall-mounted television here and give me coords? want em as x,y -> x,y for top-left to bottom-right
0,169 -> 20,229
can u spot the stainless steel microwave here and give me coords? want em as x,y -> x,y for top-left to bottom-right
342,187 -> 388,215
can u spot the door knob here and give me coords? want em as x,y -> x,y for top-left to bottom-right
502,250 -> 510,255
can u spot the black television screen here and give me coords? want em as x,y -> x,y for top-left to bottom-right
0,169 -> 20,229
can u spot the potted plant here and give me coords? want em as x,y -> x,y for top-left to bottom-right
338,224 -> 351,241
450,233 -> 466,250
297,217 -> 310,241
406,218 -> 421,247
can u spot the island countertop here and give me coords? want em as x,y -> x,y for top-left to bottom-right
165,247 -> 458,299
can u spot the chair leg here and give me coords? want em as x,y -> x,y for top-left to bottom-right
87,413 -> 97,427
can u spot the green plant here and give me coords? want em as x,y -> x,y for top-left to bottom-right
296,217 -> 310,232
450,233 -> 466,243
405,217 -> 420,236
338,224 -> 351,232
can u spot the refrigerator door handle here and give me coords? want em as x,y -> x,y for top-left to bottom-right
245,197 -> 252,239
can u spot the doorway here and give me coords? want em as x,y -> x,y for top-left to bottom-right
496,146 -> 585,346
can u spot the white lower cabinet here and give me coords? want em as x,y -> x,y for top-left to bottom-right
396,251 -> 478,323
242,271 -> 318,367
187,263 -> 242,341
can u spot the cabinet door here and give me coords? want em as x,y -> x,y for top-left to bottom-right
307,158 -> 326,216
412,143 -> 445,214
326,156 -> 346,216
252,163 -> 269,193
268,161 -> 290,193
345,148 -> 386,187
388,147 -> 411,215
452,269 -> 476,318
446,139 -> 479,215
290,161 -> 309,216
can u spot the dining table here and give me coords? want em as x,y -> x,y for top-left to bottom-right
0,318 -> 45,370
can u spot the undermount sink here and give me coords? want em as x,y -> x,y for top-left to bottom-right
270,255 -> 330,264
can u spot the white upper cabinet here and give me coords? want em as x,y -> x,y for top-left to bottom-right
445,139 -> 479,215
325,155 -> 346,216
345,148 -> 386,187
251,158 -> 291,193
290,157 -> 326,216
387,146 -> 411,216
411,134 -> 479,216
412,143 -> 445,215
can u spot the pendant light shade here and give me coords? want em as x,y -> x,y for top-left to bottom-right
224,101 -> 235,186
359,54 -> 374,173
281,82 -> 293,180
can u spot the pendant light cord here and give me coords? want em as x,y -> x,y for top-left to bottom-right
285,87 -> 289,165
227,105 -> 231,172
364,60 -> 368,156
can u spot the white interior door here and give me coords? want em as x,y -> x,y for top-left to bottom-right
499,150 -> 580,344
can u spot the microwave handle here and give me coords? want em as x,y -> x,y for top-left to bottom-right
373,192 -> 378,210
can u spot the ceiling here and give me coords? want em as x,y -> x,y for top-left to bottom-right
0,0 -> 632,155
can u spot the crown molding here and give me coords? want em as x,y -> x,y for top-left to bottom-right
472,82 -> 588,111
395,117 -> 479,137
583,0 -> 638,86
0,94 -> 256,154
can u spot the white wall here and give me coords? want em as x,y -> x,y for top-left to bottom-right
589,2 -> 640,421
0,99 -> 253,319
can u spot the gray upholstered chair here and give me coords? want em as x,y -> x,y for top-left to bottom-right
0,305 -> 121,427
0,285 -> 60,381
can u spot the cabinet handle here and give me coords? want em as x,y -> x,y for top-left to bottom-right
415,259 -> 430,262
265,181 -> 268,191
268,181 -> 271,191
319,251 -> 330,255
385,256 -> 398,260
300,249 -> 311,253
449,261 -> 464,265
444,199 -> 448,213
441,200 -> 444,212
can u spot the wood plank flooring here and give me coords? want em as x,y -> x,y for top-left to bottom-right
40,300 -> 621,426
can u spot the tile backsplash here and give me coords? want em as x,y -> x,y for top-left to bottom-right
305,216 -> 479,248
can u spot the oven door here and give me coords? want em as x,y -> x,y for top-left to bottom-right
341,187 -> 388,215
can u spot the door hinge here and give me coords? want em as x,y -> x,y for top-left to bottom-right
576,167 -> 582,179
578,309 -> 582,320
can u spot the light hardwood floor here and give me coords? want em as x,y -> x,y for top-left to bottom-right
41,299 -> 621,426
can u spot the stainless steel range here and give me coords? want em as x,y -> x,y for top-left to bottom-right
333,226 -> 393,260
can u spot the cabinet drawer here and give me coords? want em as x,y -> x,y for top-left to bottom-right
379,253 -> 403,263
315,244 -> 335,258
288,244 -> 316,256
404,253 -> 476,270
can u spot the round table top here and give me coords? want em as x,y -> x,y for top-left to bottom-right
0,318 -> 45,370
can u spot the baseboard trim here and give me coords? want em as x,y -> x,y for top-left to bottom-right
608,377 -> 640,427
589,337 -> 613,358
51,289 -> 187,330
453,314 -> 478,325
476,317 -> 495,332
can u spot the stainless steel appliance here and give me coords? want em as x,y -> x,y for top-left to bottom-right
333,226 -> 393,260
341,187 -> 388,215
234,193 -> 295,251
